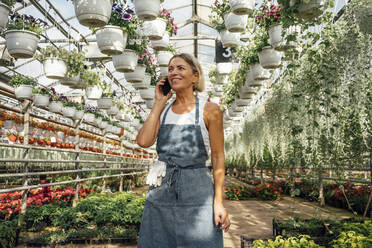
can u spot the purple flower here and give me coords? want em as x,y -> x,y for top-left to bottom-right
122,13 -> 132,20
126,8 -> 134,14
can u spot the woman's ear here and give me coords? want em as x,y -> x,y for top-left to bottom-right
193,71 -> 199,83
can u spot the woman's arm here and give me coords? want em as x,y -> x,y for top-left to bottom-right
136,78 -> 172,148
204,102 -> 230,232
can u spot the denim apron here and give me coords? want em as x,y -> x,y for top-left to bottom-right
138,96 -> 223,248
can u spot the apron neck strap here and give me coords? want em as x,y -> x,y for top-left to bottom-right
161,96 -> 200,125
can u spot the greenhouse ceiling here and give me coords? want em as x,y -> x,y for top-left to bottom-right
0,0 -> 348,112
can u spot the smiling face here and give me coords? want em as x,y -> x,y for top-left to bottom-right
168,57 -> 199,93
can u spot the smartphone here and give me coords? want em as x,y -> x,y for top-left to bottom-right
161,77 -> 171,96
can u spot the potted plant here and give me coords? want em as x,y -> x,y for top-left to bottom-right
157,46 -> 176,66
84,70 -> 104,100
59,49 -> 85,87
97,85 -> 114,109
73,103 -> 84,120
73,0 -> 113,27
107,102 -> 119,116
32,87 -> 50,108
240,46 -> 271,81
48,88 -> 63,113
133,0 -> 161,21
140,86 -> 155,101
95,2 -> 132,55
62,100 -> 76,118
292,0 -> 326,21
255,31 -> 282,69
229,0 -> 255,15
0,0 -> 17,30
84,104 -> 97,124
9,74 -> 37,100
124,49 -> 151,83
5,13 -> 47,58
35,46 -> 68,79
224,11 -> 248,33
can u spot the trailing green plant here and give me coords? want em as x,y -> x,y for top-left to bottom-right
64,49 -> 86,78
109,2 -> 140,36
159,8 -> 178,36
81,69 -> 104,88
1,0 -> 18,8
9,74 -> 37,87
101,82 -> 115,98
62,100 -> 77,108
32,87 -> 50,96
209,0 -> 230,32
254,2 -> 284,30
252,235 -> 321,247
0,219 -> 19,248
35,46 -> 68,61
7,13 -> 48,35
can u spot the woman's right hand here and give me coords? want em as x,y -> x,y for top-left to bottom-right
155,77 -> 172,104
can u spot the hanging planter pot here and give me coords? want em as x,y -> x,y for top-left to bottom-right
159,66 -> 168,77
85,85 -> 103,100
73,110 -> 85,120
132,72 -> 151,89
220,30 -> 240,48
236,99 -> 251,106
84,113 -> 95,124
43,58 -> 67,80
224,12 -> 248,33
96,25 -> 127,55
258,46 -> 282,69
99,120 -> 109,129
33,94 -> 50,108
295,0 -> 325,20
239,89 -> 255,99
5,30 -> 40,59
151,32 -> 170,51
107,105 -> 119,116
62,106 -> 76,118
217,62 -> 233,75
142,18 -> 166,40
4,120 -> 13,129
69,78 -> 86,89
157,51 -> 173,66
212,89 -> 223,97
49,101 -> 63,113
139,86 -> 155,100
268,24 -> 284,49
14,85 -> 33,100
229,0 -> 255,15
97,97 -> 112,109
74,0 -> 112,27
124,64 -> 146,83
241,85 -> 257,94
60,75 -> 80,87
249,63 -> 270,81
112,49 -> 138,73
146,99 -> 154,109
133,0 -> 160,21
0,3 -> 11,30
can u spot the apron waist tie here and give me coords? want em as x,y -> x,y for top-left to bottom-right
166,161 -> 206,200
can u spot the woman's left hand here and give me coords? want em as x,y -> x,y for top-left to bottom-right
214,202 -> 230,232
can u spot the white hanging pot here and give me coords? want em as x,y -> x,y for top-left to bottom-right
96,25 -> 127,55
60,75 -> 80,87
220,30 -> 240,47
95,117 -> 102,127
229,0 -> 255,15
239,90 -> 255,99
224,12 -> 248,33
241,85 -> 257,94
295,0 -> 325,20
215,74 -> 228,85
145,99 -> 154,109
4,120 -> 13,129
97,97 -> 113,109
69,78 -> 86,89
84,113 -> 95,124
112,49 -> 138,73
236,99 -> 251,106
132,72 -> 151,89
0,3 -> 11,30
85,85 -> 103,100
133,0 -> 160,21
99,121 -> 109,129
157,51 -> 173,66
107,105 -> 119,115
142,18 -> 166,40
49,101 -> 63,113
258,46 -> 282,69
14,85 -> 33,100
151,32 -> 170,51
5,30 -> 40,59
250,63 -> 270,81
212,89 -> 223,97
62,106 -> 76,118
249,79 -> 265,87
214,84 -> 224,93
268,24 -> 283,49
73,110 -> 85,120
217,62 -> 233,75
139,86 -> 155,100
43,58 -> 67,80
232,103 -> 245,112
124,64 -> 146,83
74,0 -> 112,27
33,94 -> 50,107
159,66 -> 168,77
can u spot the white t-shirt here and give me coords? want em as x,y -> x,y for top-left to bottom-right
160,98 -> 211,158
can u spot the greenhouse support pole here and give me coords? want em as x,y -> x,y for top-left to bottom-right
119,172 -> 124,192
318,168 -> 325,206
20,102 -> 31,214
102,133 -> 107,192
72,121 -> 81,207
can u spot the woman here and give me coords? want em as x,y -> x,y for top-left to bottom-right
137,53 -> 230,247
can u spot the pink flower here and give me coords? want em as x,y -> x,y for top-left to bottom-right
275,14 -> 280,19
269,11 -> 274,16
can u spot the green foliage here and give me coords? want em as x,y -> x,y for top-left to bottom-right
331,231 -> 371,248
1,0 -> 16,7
9,74 -> 37,87
253,235 -> 321,247
35,46 -> 69,61
209,0 -> 230,32
64,49 -> 86,78
7,13 -> 48,35
32,87 -> 50,96
81,69 -> 104,88
109,2 -> 140,36
0,219 -> 18,248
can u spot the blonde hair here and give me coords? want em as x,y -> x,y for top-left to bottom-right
168,53 -> 205,92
